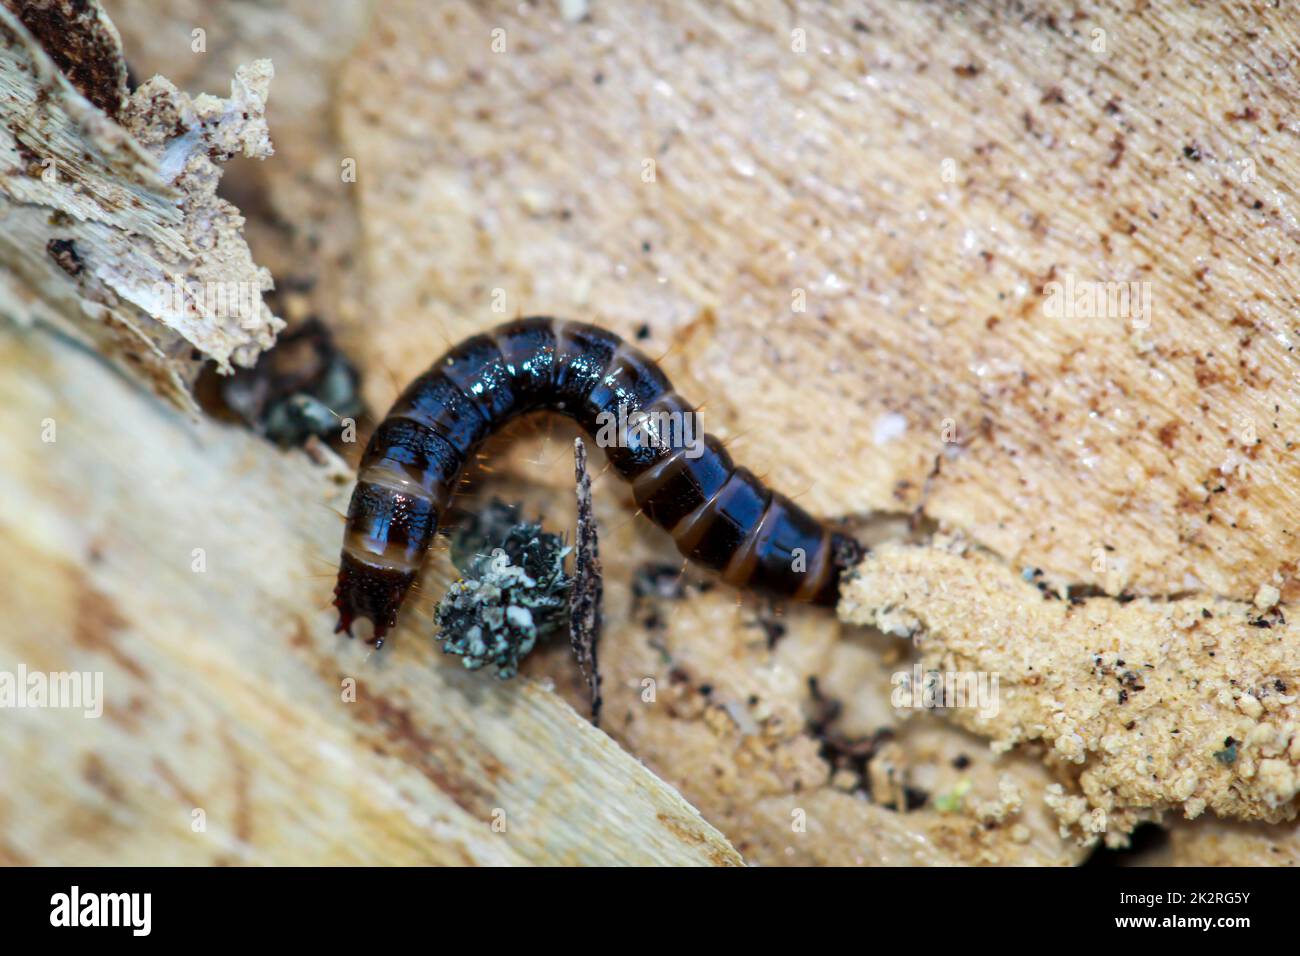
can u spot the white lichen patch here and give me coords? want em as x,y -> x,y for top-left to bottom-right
0,3 -> 280,410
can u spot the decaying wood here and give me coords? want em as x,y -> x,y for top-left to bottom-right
0,1 -> 281,411
840,538 -> 1300,845
333,0 -> 1300,607
105,0 -> 370,343
3,0 -> 1299,865
321,0 -> 1300,860
582,579 -> 1089,865
0,328 -> 739,866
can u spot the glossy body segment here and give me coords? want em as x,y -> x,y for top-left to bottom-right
334,317 -> 861,644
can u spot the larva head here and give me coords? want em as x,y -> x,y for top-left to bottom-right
831,532 -> 865,574
810,532 -> 866,606
333,552 -> 417,647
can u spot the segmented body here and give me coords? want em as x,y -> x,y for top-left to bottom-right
334,317 -> 861,644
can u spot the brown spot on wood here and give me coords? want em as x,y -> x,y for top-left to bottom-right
289,617 -> 312,650
1107,135 -> 1126,168
81,752 -> 126,803
0,839 -> 32,865
1157,421 -> 1180,448
346,688 -> 496,816
73,578 -> 149,682
1193,356 -> 1222,388
221,729 -> 254,846
152,757 -> 202,809
656,811 -> 738,866
102,693 -> 149,732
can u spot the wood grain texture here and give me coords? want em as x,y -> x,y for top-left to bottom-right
0,328 -> 739,866
1151,819 -> 1300,867
336,0 -> 1300,604
6,0 -> 1296,864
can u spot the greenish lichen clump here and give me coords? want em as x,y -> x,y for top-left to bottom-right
435,502 -> 572,678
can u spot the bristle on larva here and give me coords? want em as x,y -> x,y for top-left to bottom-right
335,317 -> 862,646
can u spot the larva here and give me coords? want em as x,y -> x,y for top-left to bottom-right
334,317 -> 862,645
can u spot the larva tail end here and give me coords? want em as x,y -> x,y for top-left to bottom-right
333,553 -> 416,648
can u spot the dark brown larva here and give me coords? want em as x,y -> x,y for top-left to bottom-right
334,317 -> 862,645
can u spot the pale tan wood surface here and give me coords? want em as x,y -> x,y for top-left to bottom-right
0,327 -> 740,865
334,0 -> 1300,606
4,0 -> 1299,864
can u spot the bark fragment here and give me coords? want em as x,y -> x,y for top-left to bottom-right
0,2 -> 280,411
